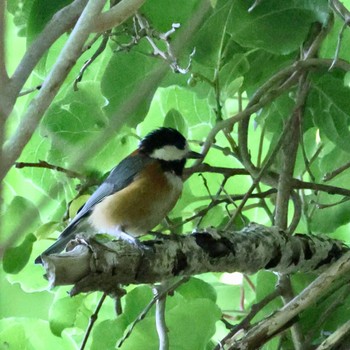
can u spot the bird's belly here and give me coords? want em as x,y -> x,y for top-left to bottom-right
88,171 -> 182,237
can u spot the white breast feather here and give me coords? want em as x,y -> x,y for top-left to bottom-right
165,172 -> 183,193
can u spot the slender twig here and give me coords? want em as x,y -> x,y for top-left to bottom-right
15,160 -> 84,179
82,33 -> 103,52
215,289 -> 281,350
331,0 -> 350,23
304,284 -> 350,347
288,191 -> 302,235
323,160 -> 350,181
231,251 -> 350,349
299,128 -> 316,183
273,71 -> 310,350
315,319 -> 350,350
117,277 -> 188,348
74,32 -> 111,91
132,12 -> 193,74
244,275 -> 256,292
80,292 -> 107,350
329,19 -> 349,70
278,275 -> 304,350
154,283 -> 170,350
18,85 -> 42,97
225,108 -> 300,230
275,74 -> 309,230
187,163 -> 350,198
199,57 -> 350,164
312,196 -> 350,209
172,189 -> 277,229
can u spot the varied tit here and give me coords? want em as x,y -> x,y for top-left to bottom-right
35,127 -> 202,264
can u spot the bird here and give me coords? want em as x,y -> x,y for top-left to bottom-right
35,127 -> 202,264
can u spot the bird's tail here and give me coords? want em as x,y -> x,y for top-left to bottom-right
34,224 -> 76,264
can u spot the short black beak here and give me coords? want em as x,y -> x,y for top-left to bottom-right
186,150 -> 203,159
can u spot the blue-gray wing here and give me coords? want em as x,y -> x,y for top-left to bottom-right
35,153 -> 151,262
69,153 -> 151,227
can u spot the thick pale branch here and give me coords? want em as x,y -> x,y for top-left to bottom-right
228,249 -> 350,350
0,0 -> 8,85
40,224 -> 347,294
8,0 -> 88,107
92,0 -> 147,32
1,0 -> 106,182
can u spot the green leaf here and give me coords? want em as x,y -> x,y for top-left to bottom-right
242,50 -> 294,94
0,323 -> 26,350
141,0 -> 203,33
0,318 -> 76,350
255,92 -> 295,133
91,318 -> 128,350
167,298 -> 221,349
34,221 -> 62,240
320,16 -> 350,61
3,233 -> 36,274
308,74 -> 350,153
27,0 -> 71,42
253,271 -> 282,323
123,286 -> 154,323
120,296 -> 221,350
68,194 -> 90,219
1,196 -> 41,244
164,109 -> 187,135
139,86 -> 216,140
192,0 -> 236,66
176,277 -> 217,302
49,293 -> 88,336
197,205 -> 226,229
101,48 -> 159,128
41,81 -> 108,166
227,0 -> 329,54
6,0 -> 36,37
310,197 -> 350,233
219,54 -> 249,94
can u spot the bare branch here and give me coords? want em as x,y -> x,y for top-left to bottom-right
15,160 -> 84,179
8,0 -> 88,106
227,250 -> 350,349
214,289 -> 281,350
323,159 -> 350,181
0,0 -> 8,85
80,293 -> 108,350
92,0 -> 147,32
117,277 -> 188,348
1,0 -> 107,183
154,283 -> 170,350
315,319 -> 350,350
40,224 -> 347,290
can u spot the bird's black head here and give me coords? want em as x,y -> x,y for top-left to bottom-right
139,127 -> 202,175
139,127 -> 186,157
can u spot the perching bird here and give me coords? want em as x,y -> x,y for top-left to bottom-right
35,127 -> 202,264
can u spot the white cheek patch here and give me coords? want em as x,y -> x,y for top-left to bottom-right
150,145 -> 188,161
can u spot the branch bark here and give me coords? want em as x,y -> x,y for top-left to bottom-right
39,224 -> 347,293
227,249 -> 350,349
1,0 -> 106,182
91,0 -> 146,32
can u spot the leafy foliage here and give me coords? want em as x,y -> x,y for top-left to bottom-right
3,0 -> 350,349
